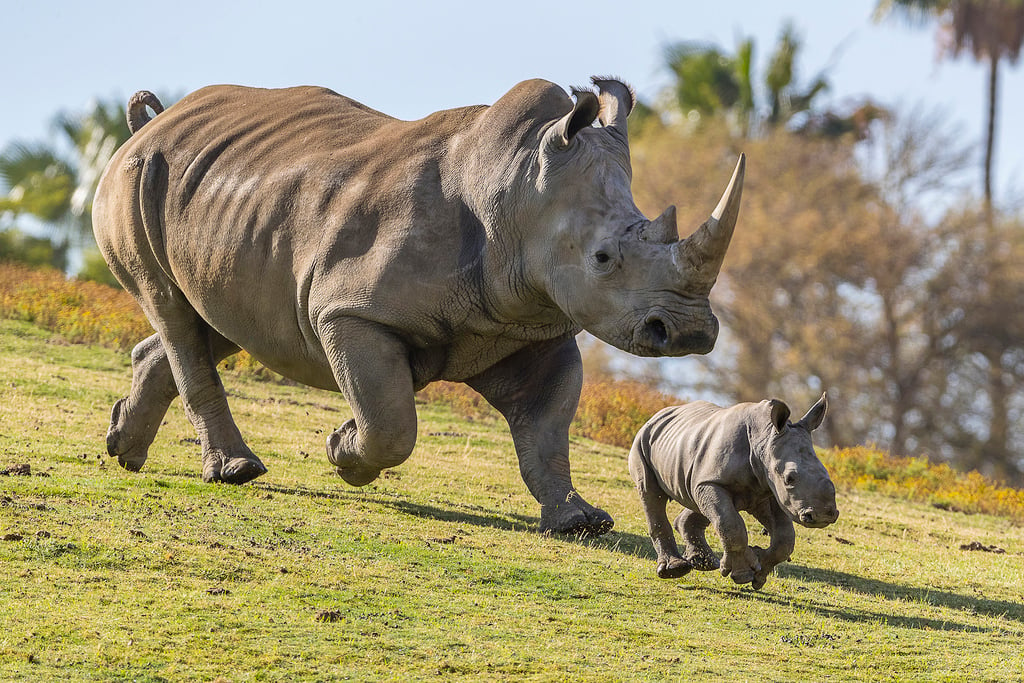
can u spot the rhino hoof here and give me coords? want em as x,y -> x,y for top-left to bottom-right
539,501 -> 614,537
685,552 -> 721,572
202,449 -> 267,485
728,569 -> 755,585
106,398 -> 149,472
221,457 -> 268,485
336,465 -> 381,487
657,558 -> 692,579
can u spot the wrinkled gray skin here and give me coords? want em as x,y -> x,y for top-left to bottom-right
93,77 -> 745,536
628,394 -> 838,588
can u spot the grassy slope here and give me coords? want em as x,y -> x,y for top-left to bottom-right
0,318 -> 1022,682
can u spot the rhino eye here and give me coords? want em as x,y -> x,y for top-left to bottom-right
590,245 -> 618,274
784,472 -> 797,487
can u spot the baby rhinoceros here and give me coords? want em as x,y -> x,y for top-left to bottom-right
628,394 -> 838,589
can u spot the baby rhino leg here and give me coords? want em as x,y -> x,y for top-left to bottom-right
674,508 -> 721,571
628,444 -> 690,578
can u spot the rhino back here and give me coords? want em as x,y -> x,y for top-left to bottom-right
640,402 -> 762,507
98,85 -> 532,386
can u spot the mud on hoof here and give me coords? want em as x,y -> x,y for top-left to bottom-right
202,448 -> 267,485
106,398 -> 150,472
684,549 -> 721,572
657,556 -> 692,579
538,491 -> 614,537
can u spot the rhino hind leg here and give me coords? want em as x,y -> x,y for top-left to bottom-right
106,334 -> 181,471
674,508 -> 721,571
107,332 -> 247,476
124,288 -> 265,484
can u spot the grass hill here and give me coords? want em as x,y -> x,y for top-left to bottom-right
1,265 -> 1023,681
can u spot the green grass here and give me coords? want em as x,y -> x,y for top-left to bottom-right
1,317 -> 1023,682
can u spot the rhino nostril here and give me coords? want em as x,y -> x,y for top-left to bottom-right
645,317 -> 669,346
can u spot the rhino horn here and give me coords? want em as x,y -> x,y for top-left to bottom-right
675,154 -> 745,290
639,205 -> 679,244
591,77 -> 635,133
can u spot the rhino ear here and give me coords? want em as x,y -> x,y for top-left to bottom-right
795,392 -> 828,431
546,89 -> 600,149
767,399 -> 790,434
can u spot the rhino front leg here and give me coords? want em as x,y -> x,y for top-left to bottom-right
628,443 -> 690,578
693,483 -> 760,585
319,317 -> 417,486
673,508 -> 720,571
747,498 -> 796,590
467,337 -> 613,536
107,332 -> 240,472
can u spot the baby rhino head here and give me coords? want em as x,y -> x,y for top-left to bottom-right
762,393 -> 839,528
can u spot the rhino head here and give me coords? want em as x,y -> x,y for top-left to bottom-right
762,393 -> 839,528
508,77 -> 744,357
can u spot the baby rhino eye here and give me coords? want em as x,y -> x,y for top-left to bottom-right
594,251 -> 610,264
784,471 -> 797,487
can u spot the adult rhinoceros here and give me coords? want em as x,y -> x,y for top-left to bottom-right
93,76 -> 744,535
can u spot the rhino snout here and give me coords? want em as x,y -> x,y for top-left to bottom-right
797,505 -> 839,528
637,311 -> 718,357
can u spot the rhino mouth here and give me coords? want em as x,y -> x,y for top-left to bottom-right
631,311 -> 717,357
795,506 -> 839,528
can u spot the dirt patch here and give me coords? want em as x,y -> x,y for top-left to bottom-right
959,541 -> 1006,553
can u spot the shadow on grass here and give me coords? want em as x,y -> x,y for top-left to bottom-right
257,480 -> 659,559
675,562 -> 1021,633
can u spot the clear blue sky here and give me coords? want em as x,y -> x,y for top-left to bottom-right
3,0 -> 1022,203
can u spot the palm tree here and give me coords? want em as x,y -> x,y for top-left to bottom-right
661,23 -> 866,140
877,1 -> 1024,481
875,0 -> 1024,212
0,98 -> 131,255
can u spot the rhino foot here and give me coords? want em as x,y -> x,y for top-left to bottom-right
750,546 -> 781,590
720,546 -> 760,585
684,549 -> 721,572
202,448 -> 267,485
325,422 -> 382,486
539,491 -> 614,537
657,556 -> 692,579
106,398 -> 151,472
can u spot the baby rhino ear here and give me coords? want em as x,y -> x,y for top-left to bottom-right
767,399 -> 790,434
795,392 -> 828,431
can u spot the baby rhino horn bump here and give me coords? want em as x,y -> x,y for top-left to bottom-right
676,154 -> 746,289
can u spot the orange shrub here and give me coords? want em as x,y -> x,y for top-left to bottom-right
416,381 -> 499,421
821,445 -> 1024,525
572,379 -> 676,449
0,261 -> 269,375
0,261 -> 151,351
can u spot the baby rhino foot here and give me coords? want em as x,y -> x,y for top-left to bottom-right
720,546 -> 761,585
657,556 -> 692,579
684,548 -> 721,572
750,546 -> 786,590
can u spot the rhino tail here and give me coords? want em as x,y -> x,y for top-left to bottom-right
127,91 -> 165,134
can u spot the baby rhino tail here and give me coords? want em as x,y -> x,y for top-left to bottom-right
126,90 -> 164,134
